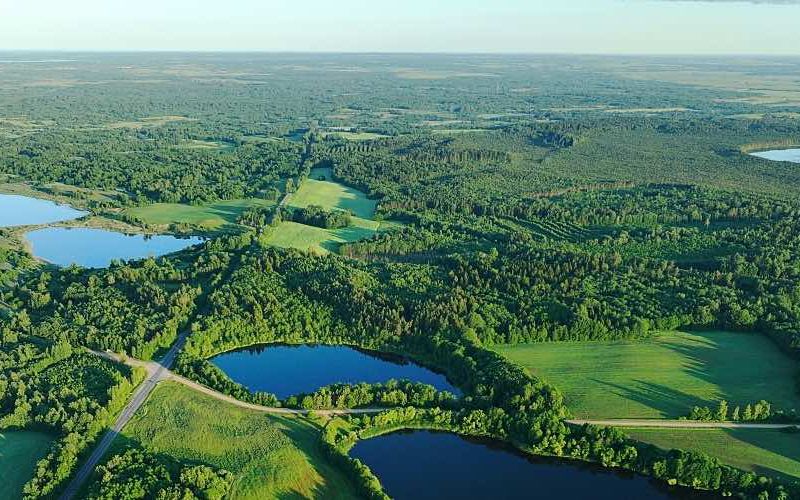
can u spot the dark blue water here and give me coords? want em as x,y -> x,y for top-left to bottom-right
350,431 -> 678,500
750,148 -> 800,163
25,227 -> 203,268
0,194 -> 86,227
211,344 -> 459,398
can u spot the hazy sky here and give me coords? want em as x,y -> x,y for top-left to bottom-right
0,0 -> 798,54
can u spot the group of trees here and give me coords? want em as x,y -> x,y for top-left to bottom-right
686,400 -> 792,423
323,406 -> 794,499
0,335 -> 144,498
88,449 -> 232,499
289,205 -> 351,229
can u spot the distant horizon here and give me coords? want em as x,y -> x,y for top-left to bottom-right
1,0 -> 798,55
1,49 -> 799,58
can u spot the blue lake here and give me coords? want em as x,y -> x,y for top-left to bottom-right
0,194 -> 86,228
211,344 -> 459,398
25,227 -> 203,268
750,148 -> 800,163
350,431 -> 681,500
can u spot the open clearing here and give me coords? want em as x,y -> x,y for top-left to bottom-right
126,198 -> 274,231
625,428 -> 800,483
265,168 -> 394,253
103,382 -> 358,499
0,431 -> 54,499
263,220 -> 380,255
321,131 -> 389,141
493,330 -> 800,419
288,169 -> 377,219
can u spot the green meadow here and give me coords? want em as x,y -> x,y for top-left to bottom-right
105,382 -> 358,499
288,169 -> 377,219
264,221 -> 380,255
494,330 -> 800,419
625,428 -> 800,483
263,168 -> 397,253
126,198 -> 274,232
321,131 -> 389,141
0,431 -> 53,499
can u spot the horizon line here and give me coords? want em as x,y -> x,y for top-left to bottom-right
1,49 -> 799,58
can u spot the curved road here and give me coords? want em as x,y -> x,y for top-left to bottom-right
58,332 -> 191,500
60,343 -> 383,500
62,345 -> 797,499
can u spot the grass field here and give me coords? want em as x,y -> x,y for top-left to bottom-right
0,431 -> 54,499
493,330 -> 800,419
288,169 -> 377,219
177,139 -> 236,151
625,428 -> 800,483
106,382 -> 357,499
263,168 -> 393,253
126,198 -> 274,232
321,131 -> 389,141
263,220 -> 381,255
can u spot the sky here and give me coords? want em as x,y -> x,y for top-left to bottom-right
0,0 -> 798,54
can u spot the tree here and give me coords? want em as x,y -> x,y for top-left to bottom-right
715,400 -> 729,421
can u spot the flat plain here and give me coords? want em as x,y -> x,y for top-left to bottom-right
126,198 -> 274,231
625,428 -> 800,482
494,330 -> 800,419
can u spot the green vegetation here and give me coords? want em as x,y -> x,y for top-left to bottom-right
0,431 -> 53,499
3,54 -> 800,498
626,428 -> 800,482
125,198 -> 275,232
321,131 -> 390,141
0,335 -> 143,498
494,331 -> 800,419
263,221 -> 379,255
288,171 -> 377,219
98,382 -> 358,499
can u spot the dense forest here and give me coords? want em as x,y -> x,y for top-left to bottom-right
1,53 -> 800,499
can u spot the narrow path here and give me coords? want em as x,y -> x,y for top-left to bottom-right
58,332 -> 190,500
567,419 -> 800,430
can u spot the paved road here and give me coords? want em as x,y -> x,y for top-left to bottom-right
58,332 -> 190,500
567,419 -> 800,429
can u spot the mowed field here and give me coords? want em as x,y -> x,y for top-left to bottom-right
0,431 -> 54,499
265,221 -> 381,255
103,382 -> 358,499
265,168 -> 398,254
625,428 -> 800,482
493,330 -> 800,419
126,198 -> 274,232
288,168 -> 377,219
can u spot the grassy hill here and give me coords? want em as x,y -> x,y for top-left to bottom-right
100,382 -> 358,499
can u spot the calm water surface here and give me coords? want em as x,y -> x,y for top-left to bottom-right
750,148 -> 800,163
0,194 -> 86,227
350,431 -> 679,500
211,344 -> 459,398
25,227 -> 202,268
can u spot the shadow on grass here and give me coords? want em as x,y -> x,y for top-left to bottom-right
728,428 -> 800,484
593,379 -> 707,418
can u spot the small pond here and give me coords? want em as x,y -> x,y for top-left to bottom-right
749,148 -> 800,163
210,344 -> 459,398
0,194 -> 86,228
350,431 -> 683,500
25,227 -> 203,268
